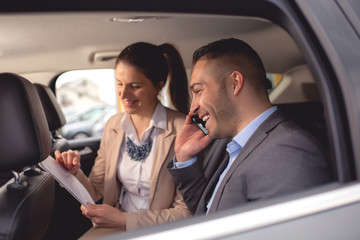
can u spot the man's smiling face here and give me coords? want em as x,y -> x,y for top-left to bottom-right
190,58 -> 238,139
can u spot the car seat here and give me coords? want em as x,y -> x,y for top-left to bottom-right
33,83 -> 69,155
0,73 -> 55,240
33,83 -> 92,239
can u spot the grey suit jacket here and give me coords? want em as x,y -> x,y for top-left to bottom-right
168,109 -> 331,215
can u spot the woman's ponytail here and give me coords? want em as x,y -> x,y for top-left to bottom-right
158,43 -> 190,115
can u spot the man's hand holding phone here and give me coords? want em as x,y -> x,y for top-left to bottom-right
175,114 -> 211,162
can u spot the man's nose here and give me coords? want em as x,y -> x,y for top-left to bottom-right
190,101 -> 199,115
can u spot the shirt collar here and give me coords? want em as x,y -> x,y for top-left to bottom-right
233,106 -> 278,148
150,102 -> 167,130
120,102 -> 167,139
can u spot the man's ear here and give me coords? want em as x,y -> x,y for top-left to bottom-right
231,71 -> 244,96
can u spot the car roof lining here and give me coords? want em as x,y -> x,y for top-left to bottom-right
0,12 -> 304,79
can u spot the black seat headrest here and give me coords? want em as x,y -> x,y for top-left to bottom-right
0,73 -> 51,171
34,83 -> 66,131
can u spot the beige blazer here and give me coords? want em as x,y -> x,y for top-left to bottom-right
75,107 -> 191,230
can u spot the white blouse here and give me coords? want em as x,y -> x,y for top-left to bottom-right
117,103 -> 167,212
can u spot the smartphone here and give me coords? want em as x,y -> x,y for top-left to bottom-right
191,115 -> 209,135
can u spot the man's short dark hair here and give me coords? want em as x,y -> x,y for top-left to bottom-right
193,38 -> 268,93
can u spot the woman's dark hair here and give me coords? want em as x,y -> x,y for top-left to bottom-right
116,42 -> 189,114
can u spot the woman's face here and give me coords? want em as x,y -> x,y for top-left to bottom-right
115,62 -> 160,117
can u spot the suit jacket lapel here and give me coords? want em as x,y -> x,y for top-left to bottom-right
207,110 -> 288,212
149,110 -> 174,206
206,132 -> 268,213
196,154 -> 229,215
104,116 -> 125,206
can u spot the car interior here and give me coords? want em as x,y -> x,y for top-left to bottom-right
0,3 -> 355,239
0,73 -> 55,240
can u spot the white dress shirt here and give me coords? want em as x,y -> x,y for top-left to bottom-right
117,103 -> 167,212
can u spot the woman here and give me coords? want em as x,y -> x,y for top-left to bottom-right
55,42 -> 191,238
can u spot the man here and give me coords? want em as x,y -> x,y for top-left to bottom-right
168,38 -> 331,215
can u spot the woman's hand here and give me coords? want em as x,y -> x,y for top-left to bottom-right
81,203 -> 126,230
54,149 -> 81,175
175,114 -> 212,162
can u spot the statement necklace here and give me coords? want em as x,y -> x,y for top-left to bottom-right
125,127 -> 155,162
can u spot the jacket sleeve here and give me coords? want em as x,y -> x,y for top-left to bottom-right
75,116 -> 115,202
75,151 -> 106,203
124,187 -> 192,231
167,159 -> 207,214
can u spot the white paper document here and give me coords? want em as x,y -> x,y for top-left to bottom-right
39,155 -> 94,207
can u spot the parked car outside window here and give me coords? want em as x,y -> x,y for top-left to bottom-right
61,105 -> 117,139
55,69 -> 118,139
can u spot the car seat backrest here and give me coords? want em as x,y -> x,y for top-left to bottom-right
0,73 -> 52,171
0,72 -> 55,240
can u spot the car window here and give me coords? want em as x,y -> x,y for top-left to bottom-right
55,68 -> 176,139
80,108 -> 105,121
55,69 -> 118,139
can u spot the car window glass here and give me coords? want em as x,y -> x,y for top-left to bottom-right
55,69 -> 118,139
55,68 -> 176,139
